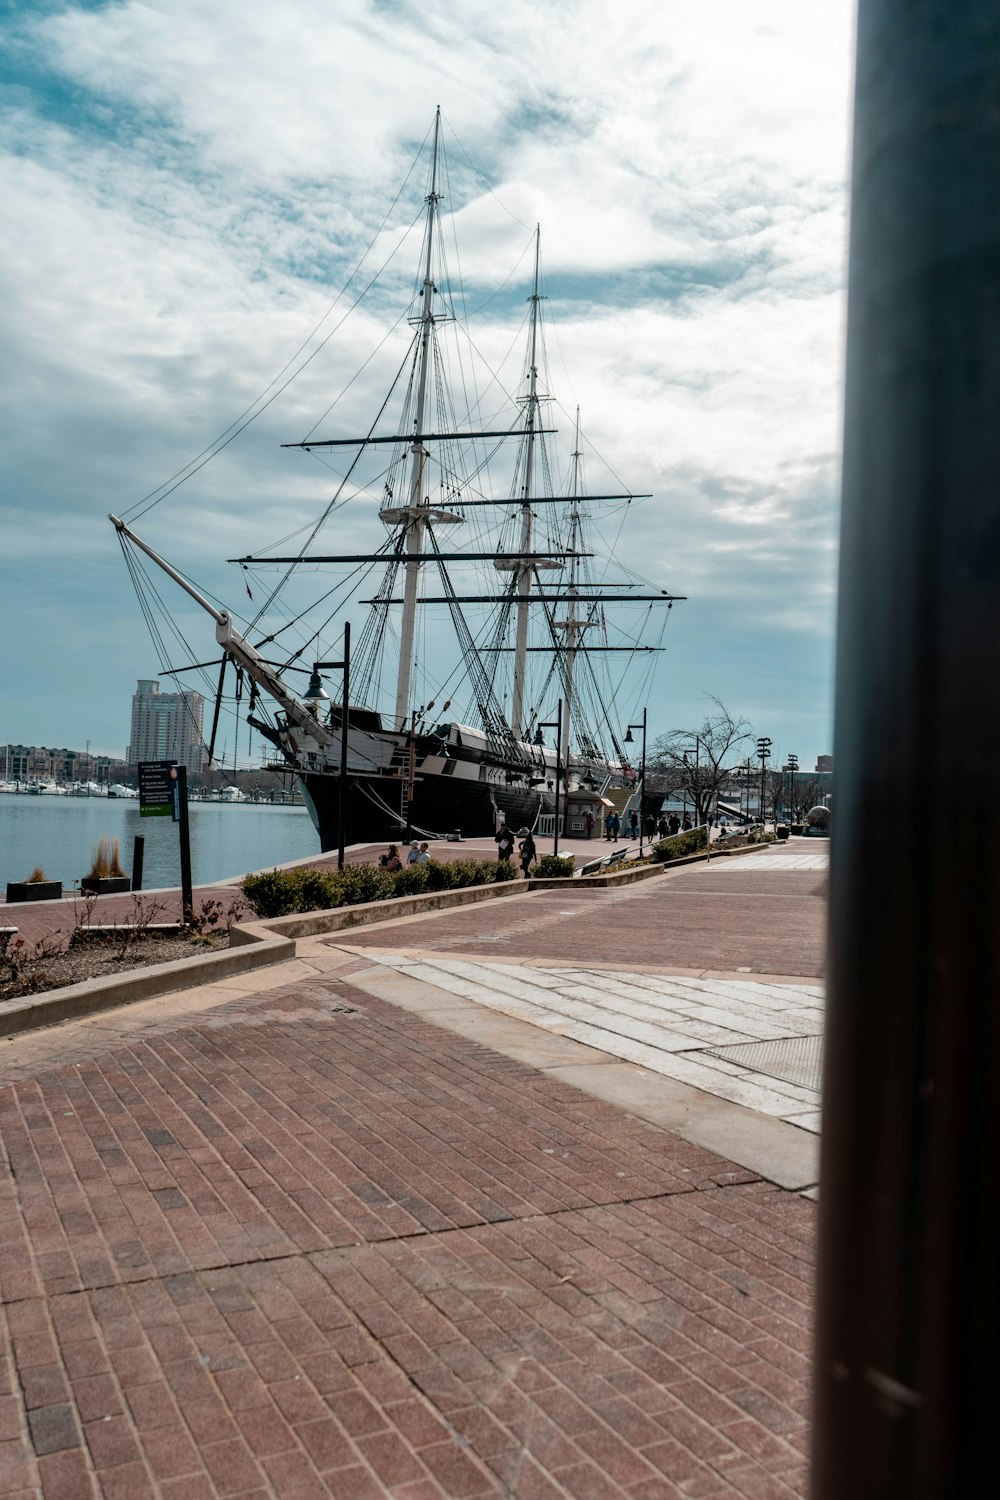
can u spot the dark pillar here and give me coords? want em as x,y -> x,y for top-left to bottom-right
814,4 -> 1000,1496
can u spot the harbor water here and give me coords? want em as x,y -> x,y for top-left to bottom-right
0,796 -> 320,892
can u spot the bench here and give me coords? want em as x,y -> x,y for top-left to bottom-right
580,847 -> 630,877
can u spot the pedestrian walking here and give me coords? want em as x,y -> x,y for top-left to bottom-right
585,810 -> 595,839
682,813 -> 692,832
517,827 -> 536,878
668,813 -> 680,836
416,842 -> 431,864
611,812 -> 621,842
495,823 -> 514,861
407,840 -> 420,864
629,810 -> 639,840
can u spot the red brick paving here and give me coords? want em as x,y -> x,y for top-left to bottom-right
0,965 -> 815,1496
342,866 -> 827,977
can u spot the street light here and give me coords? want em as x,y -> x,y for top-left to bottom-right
533,698 -> 563,857
756,736 -> 772,826
785,753 -> 799,824
311,621 -> 351,869
624,706 -> 648,854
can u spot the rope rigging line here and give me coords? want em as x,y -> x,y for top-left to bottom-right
123,198 -> 427,524
117,537 -> 246,786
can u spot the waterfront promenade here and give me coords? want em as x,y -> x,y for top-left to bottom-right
0,840 -> 825,1497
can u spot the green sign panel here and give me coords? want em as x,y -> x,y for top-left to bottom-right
138,760 -> 177,818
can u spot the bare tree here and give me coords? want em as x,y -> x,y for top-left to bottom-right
647,698 -> 755,825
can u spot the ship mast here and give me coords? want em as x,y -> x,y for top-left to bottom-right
394,107 -> 442,730
557,409 -> 592,777
509,228 -> 543,738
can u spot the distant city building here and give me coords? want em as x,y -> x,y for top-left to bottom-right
1,744 -> 126,784
127,680 -> 206,774
816,755 -> 833,774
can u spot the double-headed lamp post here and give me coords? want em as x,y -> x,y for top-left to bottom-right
624,707 -> 648,855
303,621 -> 351,870
784,752 -> 799,823
756,735 -> 772,826
533,698 -> 563,858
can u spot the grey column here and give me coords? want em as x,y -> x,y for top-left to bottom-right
814,3 -> 1000,1495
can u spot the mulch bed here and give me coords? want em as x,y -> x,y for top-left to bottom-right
0,931 -> 229,1003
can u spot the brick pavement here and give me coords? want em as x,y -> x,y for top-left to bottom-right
339,865 -> 827,978
0,960 -> 815,1498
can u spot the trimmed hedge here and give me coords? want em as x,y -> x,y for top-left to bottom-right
650,826 -> 709,863
241,858 -> 517,919
536,854 -> 575,878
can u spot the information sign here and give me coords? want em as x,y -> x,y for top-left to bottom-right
138,760 -> 176,818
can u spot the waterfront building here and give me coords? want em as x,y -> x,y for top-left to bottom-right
1,744 -> 127,785
126,680 -> 206,774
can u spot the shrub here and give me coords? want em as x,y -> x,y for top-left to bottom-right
536,854 -> 575,878
26,866 -> 50,883
241,855 -> 515,918
241,868 -> 308,918
424,859 -> 459,891
391,864 -> 430,897
651,826 -> 709,863
86,837 -> 125,879
297,868 -> 341,911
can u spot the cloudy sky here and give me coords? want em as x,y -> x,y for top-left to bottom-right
1,0 -> 853,770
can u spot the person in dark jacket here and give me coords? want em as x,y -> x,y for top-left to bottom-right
517,827 -> 536,877
495,823 -> 514,861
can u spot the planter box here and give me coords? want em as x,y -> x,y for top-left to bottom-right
776,825 -> 790,841
80,876 -> 131,896
6,881 -> 62,903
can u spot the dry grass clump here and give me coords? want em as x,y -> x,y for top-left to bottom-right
87,837 -> 125,880
26,866 -> 50,883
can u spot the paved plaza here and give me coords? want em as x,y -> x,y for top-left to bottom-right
0,840 -> 825,1497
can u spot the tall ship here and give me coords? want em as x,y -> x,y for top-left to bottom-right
111,112 -> 683,852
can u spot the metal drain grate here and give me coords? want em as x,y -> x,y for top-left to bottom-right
703,1033 -> 823,1093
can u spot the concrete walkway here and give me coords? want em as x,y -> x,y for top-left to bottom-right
0,842 -> 821,1498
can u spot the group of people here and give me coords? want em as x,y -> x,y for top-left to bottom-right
603,809 -> 695,842
494,823 -> 536,877
378,840 -> 431,871
378,805 -> 703,880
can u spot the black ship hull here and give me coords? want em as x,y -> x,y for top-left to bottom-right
299,768 -> 544,852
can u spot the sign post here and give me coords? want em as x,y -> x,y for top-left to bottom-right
173,765 -> 193,925
138,759 -> 193,923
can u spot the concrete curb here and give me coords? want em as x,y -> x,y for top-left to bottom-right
254,876 -> 526,939
0,926 -> 295,1039
528,841 -> 764,889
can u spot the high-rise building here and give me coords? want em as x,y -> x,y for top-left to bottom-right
127,680 -> 205,774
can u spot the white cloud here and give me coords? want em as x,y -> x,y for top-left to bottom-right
0,0 -> 851,763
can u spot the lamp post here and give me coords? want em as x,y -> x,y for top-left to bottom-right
756,736 -> 772,826
785,752 -> 799,824
306,621 -> 352,869
624,707 -> 648,854
533,698 -> 563,857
